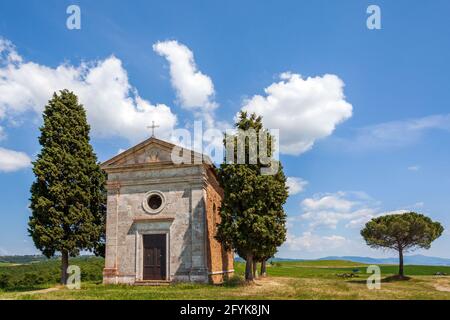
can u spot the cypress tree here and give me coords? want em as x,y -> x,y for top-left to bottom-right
216,112 -> 288,281
28,90 -> 106,284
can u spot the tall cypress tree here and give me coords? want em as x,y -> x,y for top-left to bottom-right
28,90 -> 106,284
216,112 -> 288,281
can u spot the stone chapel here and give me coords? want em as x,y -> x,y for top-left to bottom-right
101,136 -> 234,285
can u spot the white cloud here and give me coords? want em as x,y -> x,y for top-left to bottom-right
241,72 -> 352,155
278,228 -> 393,259
286,177 -> 308,195
0,37 -> 177,143
299,191 -> 410,230
344,209 -> 408,229
341,114 -> 450,151
300,191 -> 376,229
153,40 -> 216,112
302,191 -> 355,212
0,38 -> 22,65
0,147 -> 31,172
285,231 -> 348,252
412,202 -> 424,208
152,40 -> 229,153
408,165 -> 420,171
282,192 -> 434,259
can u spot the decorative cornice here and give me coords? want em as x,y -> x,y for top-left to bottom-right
133,216 -> 175,223
106,175 -> 204,187
101,137 -> 176,167
101,136 -> 213,169
103,161 -> 200,173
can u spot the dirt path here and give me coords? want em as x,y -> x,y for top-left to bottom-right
434,278 -> 450,292
231,276 -> 295,298
0,286 -> 62,300
19,286 -> 62,295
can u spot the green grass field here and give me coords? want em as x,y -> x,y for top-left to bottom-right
1,258 -> 450,300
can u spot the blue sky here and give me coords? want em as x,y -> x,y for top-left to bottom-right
0,0 -> 449,258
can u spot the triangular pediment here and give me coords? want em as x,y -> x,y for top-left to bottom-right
101,137 -> 211,169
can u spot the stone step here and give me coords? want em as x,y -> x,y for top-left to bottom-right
134,280 -> 171,286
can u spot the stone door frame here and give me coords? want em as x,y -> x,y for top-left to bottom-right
135,229 -> 170,281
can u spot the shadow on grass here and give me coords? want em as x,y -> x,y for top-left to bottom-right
222,275 -> 246,288
382,275 -> 412,282
347,275 -> 412,284
0,284 -> 54,293
221,274 -> 268,288
221,275 -> 272,288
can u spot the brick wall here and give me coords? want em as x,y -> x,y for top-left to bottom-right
204,167 -> 234,284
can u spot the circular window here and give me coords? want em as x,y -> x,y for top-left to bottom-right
142,191 -> 166,214
148,194 -> 162,210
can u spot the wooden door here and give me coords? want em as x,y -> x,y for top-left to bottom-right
143,234 -> 166,280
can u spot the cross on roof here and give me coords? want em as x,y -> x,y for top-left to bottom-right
147,121 -> 160,137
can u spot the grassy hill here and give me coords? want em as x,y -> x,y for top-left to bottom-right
1,257 -> 449,300
0,263 -> 17,267
318,255 -> 450,266
0,255 -> 49,264
0,256 -> 104,292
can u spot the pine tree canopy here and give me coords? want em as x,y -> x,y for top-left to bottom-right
361,212 -> 443,252
361,212 -> 443,277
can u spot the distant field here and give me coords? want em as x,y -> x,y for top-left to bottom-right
270,259 -> 364,267
0,255 -> 49,265
0,262 -> 18,267
242,260 -> 450,278
0,256 -> 104,293
1,258 -> 450,300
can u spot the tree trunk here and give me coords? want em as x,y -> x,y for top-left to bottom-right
245,254 -> 254,281
61,251 -> 69,285
252,260 -> 258,279
398,248 -> 404,278
261,260 -> 267,277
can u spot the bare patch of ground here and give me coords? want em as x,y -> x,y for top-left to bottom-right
0,286 -> 62,300
433,278 -> 450,292
20,286 -> 62,295
228,277 -> 295,298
